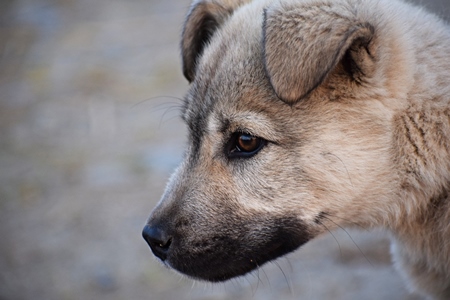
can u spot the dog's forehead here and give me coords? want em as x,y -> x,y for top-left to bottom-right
182,2 -> 275,143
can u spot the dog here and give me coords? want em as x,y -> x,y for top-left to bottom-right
142,0 -> 450,298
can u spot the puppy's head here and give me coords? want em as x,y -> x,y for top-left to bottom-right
143,0 -> 411,281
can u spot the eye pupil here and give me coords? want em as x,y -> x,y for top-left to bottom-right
226,132 -> 266,159
237,134 -> 259,152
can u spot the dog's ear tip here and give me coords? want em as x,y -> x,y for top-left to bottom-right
182,63 -> 194,83
263,4 -> 377,104
268,80 -> 303,105
181,1 -> 210,82
181,0 -> 251,83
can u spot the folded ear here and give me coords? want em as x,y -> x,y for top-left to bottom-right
182,0 -> 249,82
263,4 -> 376,104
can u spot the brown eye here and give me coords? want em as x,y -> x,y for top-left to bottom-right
237,134 -> 260,152
227,132 -> 266,159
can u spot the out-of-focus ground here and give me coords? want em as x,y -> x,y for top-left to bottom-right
0,0 -> 449,299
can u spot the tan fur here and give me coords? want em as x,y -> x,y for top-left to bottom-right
143,0 -> 450,298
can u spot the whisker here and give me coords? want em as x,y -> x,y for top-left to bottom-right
148,100 -> 182,107
229,277 -> 239,292
322,215 -> 374,267
317,219 -> 343,259
131,95 -> 184,109
243,274 -> 256,296
322,212 -> 366,230
322,152 -> 353,187
284,257 -> 294,274
129,96 -> 185,128
274,260 -> 293,295
254,267 -> 262,293
158,106 -> 184,128
176,273 -> 184,284
151,102 -> 182,115
260,265 -> 272,292
248,258 -> 265,294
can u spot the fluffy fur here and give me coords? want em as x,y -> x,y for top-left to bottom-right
143,0 -> 450,298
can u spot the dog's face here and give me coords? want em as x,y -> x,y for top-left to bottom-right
144,0 -> 410,281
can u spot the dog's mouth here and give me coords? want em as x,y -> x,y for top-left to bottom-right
169,234 -> 309,282
143,216 -> 311,282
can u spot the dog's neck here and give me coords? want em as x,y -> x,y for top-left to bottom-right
393,93 -> 450,219
391,15 -> 450,232
386,93 -> 450,300
389,90 -> 450,279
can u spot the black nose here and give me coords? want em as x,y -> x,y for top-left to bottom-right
142,224 -> 172,261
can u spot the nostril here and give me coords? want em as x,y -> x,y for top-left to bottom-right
142,224 -> 172,261
155,236 -> 172,250
160,237 -> 172,249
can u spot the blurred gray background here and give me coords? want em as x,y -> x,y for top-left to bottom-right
0,0 -> 449,299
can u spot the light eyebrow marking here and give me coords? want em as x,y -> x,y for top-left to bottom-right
217,111 -> 281,143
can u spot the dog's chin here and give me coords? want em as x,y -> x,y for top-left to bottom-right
166,232 -> 311,282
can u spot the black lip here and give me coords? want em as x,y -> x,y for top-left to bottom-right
164,217 -> 311,282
